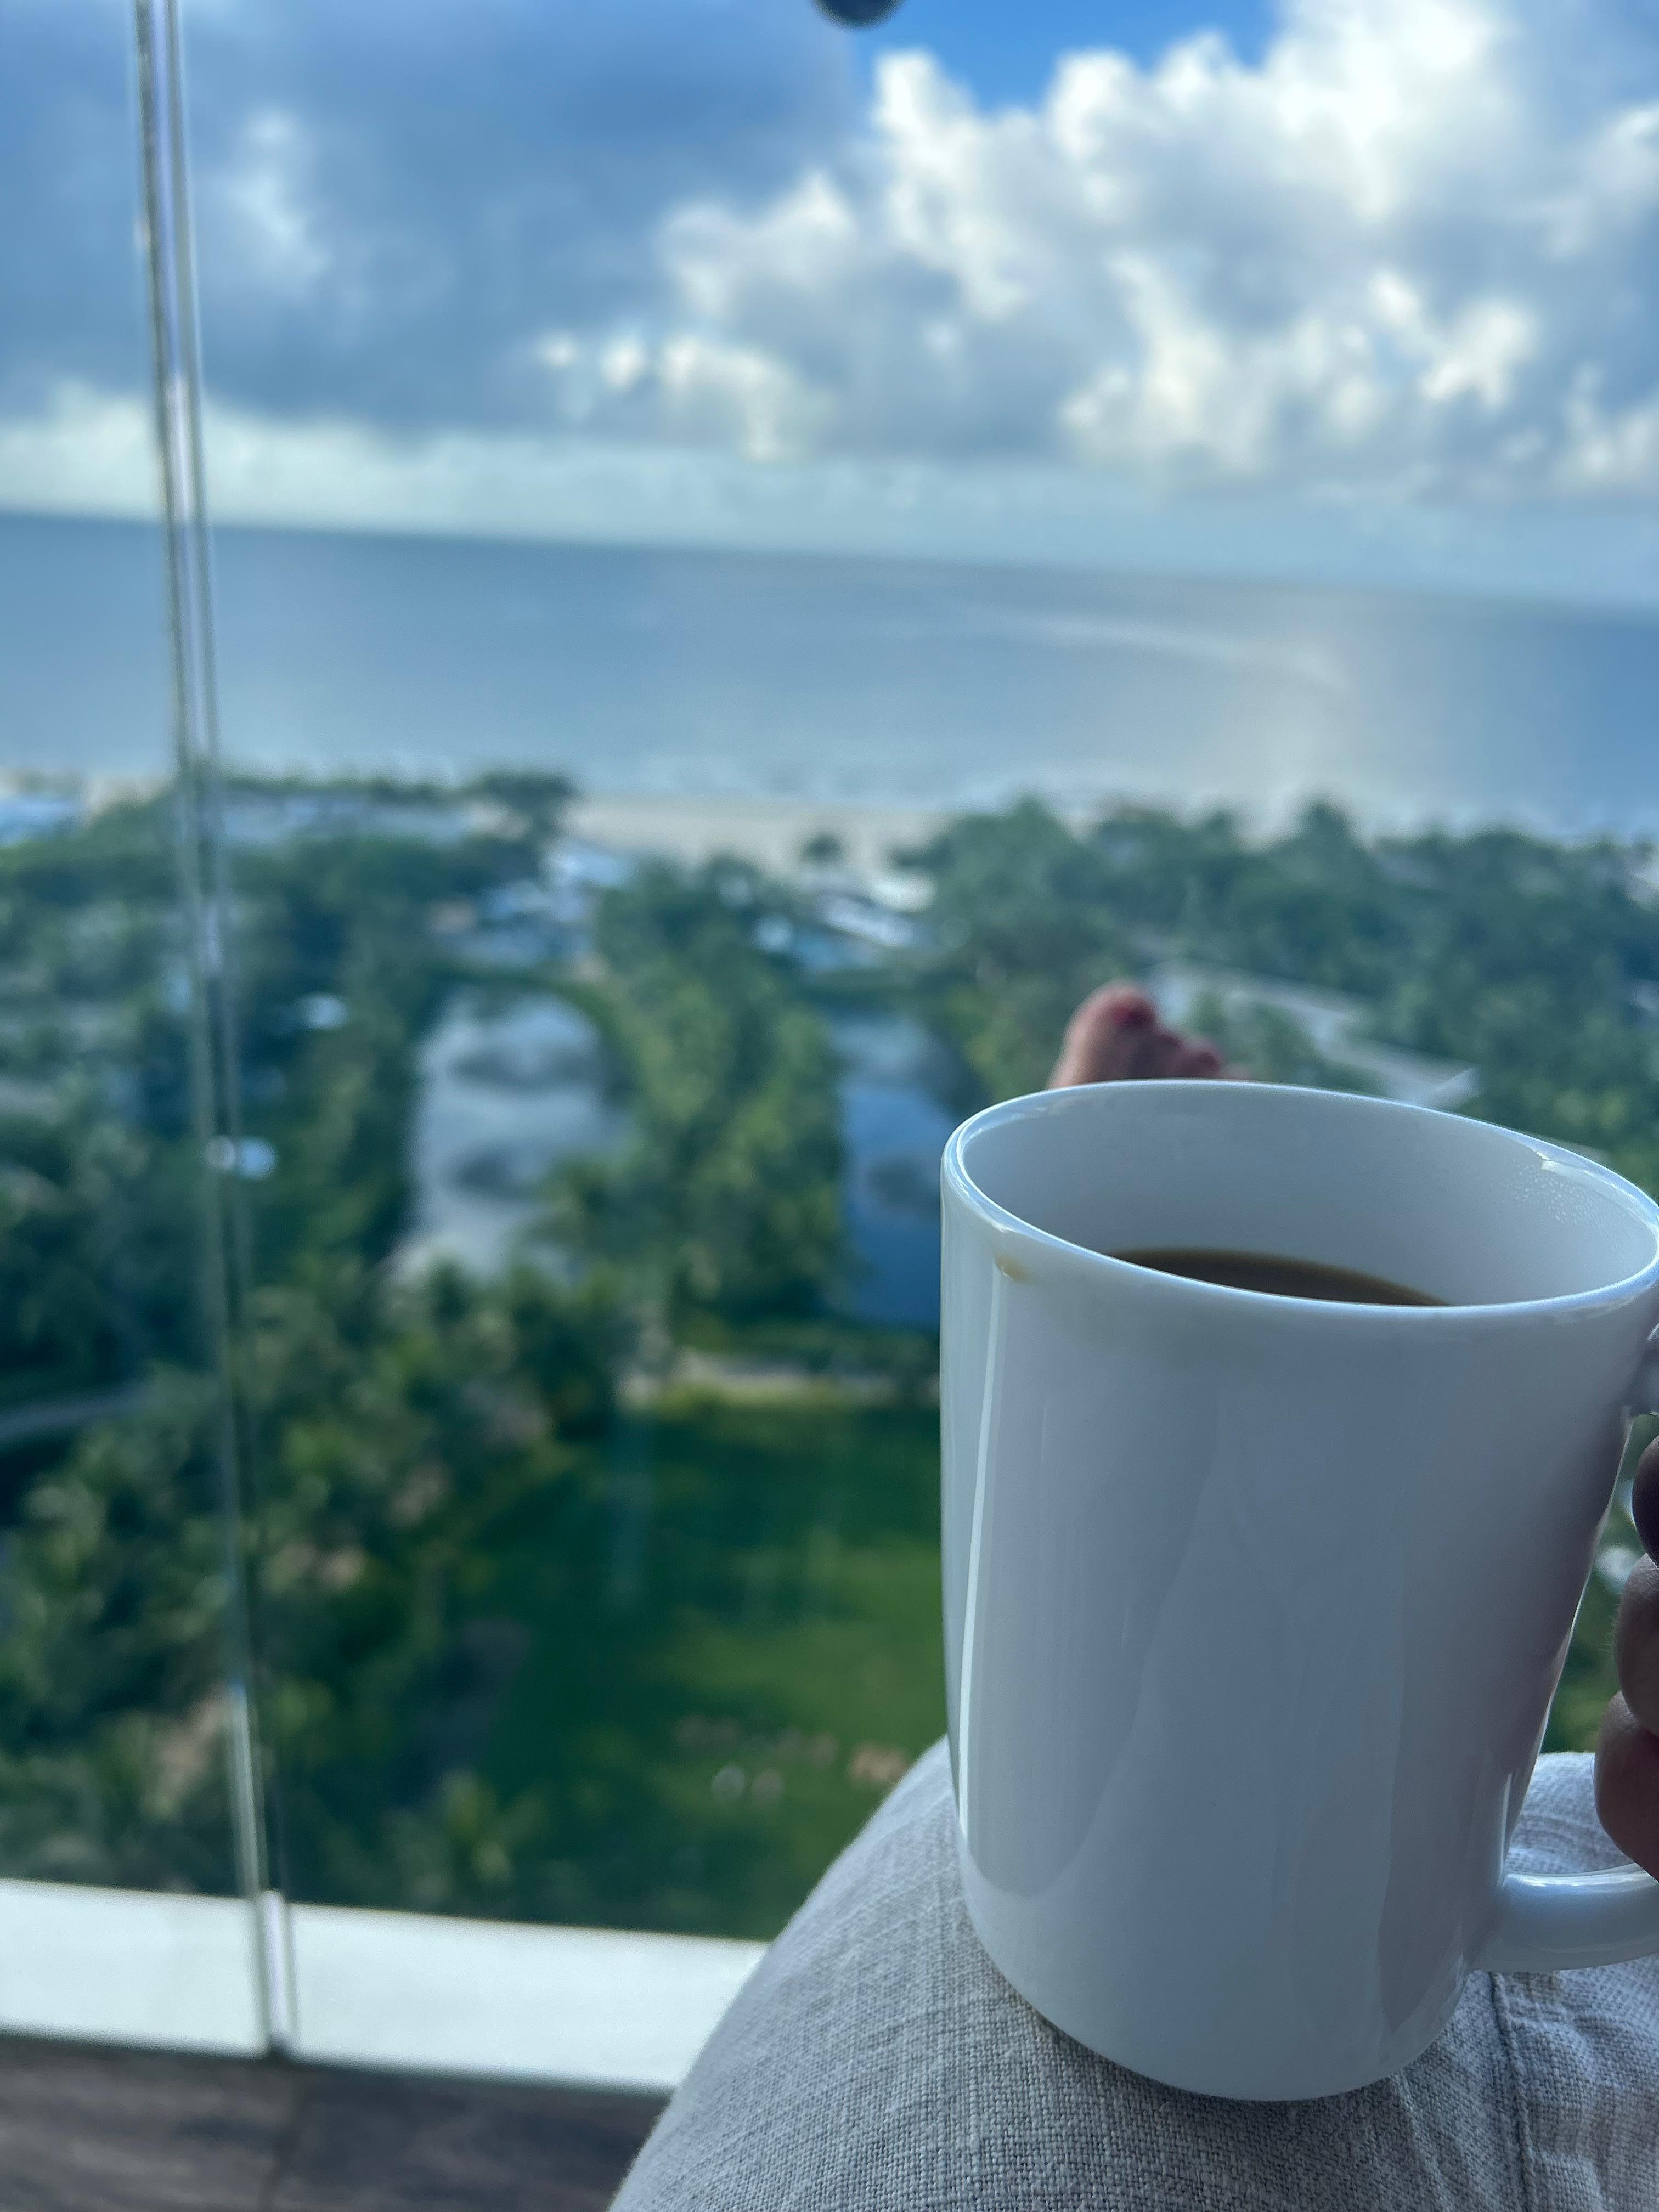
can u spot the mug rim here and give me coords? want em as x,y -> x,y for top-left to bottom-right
942,1079 -> 1659,1325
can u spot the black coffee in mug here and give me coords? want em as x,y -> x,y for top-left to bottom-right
1114,1247 -> 1444,1306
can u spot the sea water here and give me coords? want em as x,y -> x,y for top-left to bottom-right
6,510 -> 1659,838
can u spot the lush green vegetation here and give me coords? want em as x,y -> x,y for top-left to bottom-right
902,796 -> 1659,1196
0,779 -> 1652,1931
0,783 -> 939,1926
549,861 -> 843,1327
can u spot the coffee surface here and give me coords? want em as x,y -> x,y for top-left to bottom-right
1114,1247 -> 1443,1306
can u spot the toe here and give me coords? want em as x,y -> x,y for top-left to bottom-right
1170,1038 -> 1224,1079
1048,988 -> 1233,1087
1048,985 -> 1159,1087
1131,1024 -> 1189,1080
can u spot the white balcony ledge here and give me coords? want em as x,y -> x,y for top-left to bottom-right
0,1876 -> 762,2092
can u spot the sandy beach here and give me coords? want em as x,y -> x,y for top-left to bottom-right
566,793 -> 950,879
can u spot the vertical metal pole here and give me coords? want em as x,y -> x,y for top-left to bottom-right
131,0 -> 293,2053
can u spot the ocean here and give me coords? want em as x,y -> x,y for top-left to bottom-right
5,510 -> 1659,838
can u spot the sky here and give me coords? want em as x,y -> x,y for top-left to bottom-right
8,0 -> 1659,601
860,0 -> 1276,98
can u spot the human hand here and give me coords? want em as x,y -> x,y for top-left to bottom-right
1596,1437 -> 1659,1878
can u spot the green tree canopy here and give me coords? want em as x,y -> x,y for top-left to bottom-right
550,862 -> 844,1323
901,799 -> 1133,1102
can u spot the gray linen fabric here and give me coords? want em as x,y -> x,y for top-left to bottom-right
613,1742 -> 1659,2210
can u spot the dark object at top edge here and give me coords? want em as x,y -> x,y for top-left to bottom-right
814,0 -> 906,25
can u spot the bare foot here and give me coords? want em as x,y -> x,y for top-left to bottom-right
1047,984 -> 1230,1089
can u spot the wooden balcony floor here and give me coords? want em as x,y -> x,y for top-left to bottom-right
0,2035 -> 664,2211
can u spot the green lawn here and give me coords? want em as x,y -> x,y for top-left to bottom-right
479,1388 -> 946,1939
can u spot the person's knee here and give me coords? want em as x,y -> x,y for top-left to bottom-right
611,1741 -> 1516,2211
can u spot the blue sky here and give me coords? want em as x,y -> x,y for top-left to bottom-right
6,0 -> 1659,601
862,0 -> 1274,99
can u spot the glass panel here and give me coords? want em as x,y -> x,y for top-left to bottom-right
171,0 -> 1659,2008
0,0 -> 259,2033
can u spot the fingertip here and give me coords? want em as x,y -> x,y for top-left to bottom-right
1615,1554 -> 1659,1731
1632,1437 -> 1659,1560
1595,1694 -> 1659,1877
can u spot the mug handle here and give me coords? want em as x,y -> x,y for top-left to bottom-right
1476,1337 -> 1659,1974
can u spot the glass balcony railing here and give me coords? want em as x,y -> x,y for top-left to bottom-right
0,0 -> 261,2052
1,0 -> 1658,2140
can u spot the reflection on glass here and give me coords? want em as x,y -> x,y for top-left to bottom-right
0,0 -> 250,1936
0,783 -> 239,1892
215,787 -> 946,1936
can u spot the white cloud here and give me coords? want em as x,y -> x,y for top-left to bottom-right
539,328 -> 830,461
10,0 -> 1659,592
0,385 -> 154,516
213,108 -> 334,298
1370,276 -> 1538,412
0,377 -> 904,542
1559,366 -> 1659,492
12,376 -> 1659,613
1544,101 -> 1659,253
522,0 -> 1659,503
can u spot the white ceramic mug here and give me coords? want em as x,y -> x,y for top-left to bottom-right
940,1080 -> 1659,2101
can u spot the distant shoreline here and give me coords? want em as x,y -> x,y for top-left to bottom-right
566,793 -> 953,878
